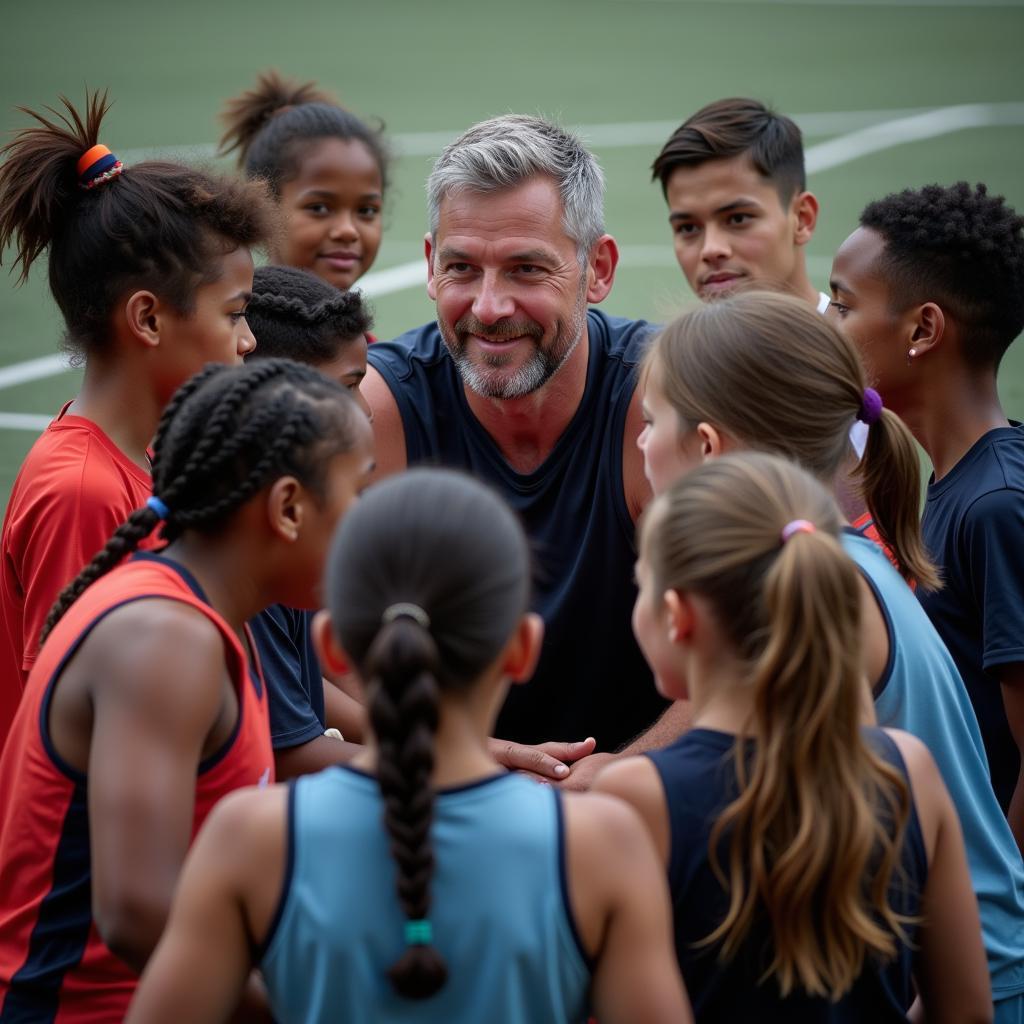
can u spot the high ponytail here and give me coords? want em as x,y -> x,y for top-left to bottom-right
646,289 -> 940,589
642,452 -> 913,999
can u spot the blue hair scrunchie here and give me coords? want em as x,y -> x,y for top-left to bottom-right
146,495 -> 170,520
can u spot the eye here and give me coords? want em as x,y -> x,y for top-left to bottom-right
673,222 -> 699,237
357,204 -> 381,219
514,264 -> 543,275
446,262 -> 473,274
229,310 -> 248,324
829,300 -> 850,317
727,212 -> 753,226
304,202 -> 330,216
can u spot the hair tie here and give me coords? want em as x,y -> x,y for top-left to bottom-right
404,919 -> 433,946
857,387 -> 883,426
78,144 -> 124,191
382,602 -> 430,629
781,519 -> 816,544
146,495 -> 170,520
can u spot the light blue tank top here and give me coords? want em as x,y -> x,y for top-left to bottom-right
260,767 -> 592,1023
843,529 -> 1024,999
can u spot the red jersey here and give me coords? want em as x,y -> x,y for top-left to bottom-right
0,405 -> 154,745
0,553 -> 274,1023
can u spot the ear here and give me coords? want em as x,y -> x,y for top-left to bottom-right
425,232 -> 437,300
663,589 -> 694,645
908,301 -> 945,359
123,290 -> 162,348
503,612 -> 545,684
695,421 -> 726,461
265,476 -> 304,542
312,608 -> 351,680
585,235 -> 619,304
792,191 -> 819,247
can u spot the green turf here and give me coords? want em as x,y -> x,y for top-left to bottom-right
2,0 -> 1024,513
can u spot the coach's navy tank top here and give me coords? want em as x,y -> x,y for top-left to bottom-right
368,310 -> 669,750
647,727 -> 926,1022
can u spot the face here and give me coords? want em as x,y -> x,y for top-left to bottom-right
828,227 -> 913,405
665,155 -> 809,300
427,177 -> 590,400
157,245 -> 256,402
275,138 -> 384,291
316,335 -> 372,421
638,360 -> 703,495
632,550 -> 687,701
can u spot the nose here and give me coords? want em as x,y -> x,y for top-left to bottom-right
471,270 -> 515,324
700,224 -> 731,264
237,320 -> 257,358
636,422 -> 649,453
328,211 -> 359,242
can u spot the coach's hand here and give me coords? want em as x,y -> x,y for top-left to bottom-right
558,751 -> 617,792
489,736 -> 597,781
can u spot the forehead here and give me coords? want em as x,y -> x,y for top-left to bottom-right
435,176 -> 575,257
665,154 -> 784,214
833,227 -> 890,293
200,245 -> 254,296
317,336 -> 368,380
286,137 -> 382,191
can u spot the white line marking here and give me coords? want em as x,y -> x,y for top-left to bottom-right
0,413 -> 53,431
0,354 -> 71,390
357,261 -> 426,296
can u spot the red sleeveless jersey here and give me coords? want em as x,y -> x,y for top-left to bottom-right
0,553 -> 274,1023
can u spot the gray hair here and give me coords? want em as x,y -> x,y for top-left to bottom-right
426,114 -> 605,264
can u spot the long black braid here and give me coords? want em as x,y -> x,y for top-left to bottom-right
40,358 -> 361,644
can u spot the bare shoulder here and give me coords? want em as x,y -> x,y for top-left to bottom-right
198,783 -> 289,856
593,754 -> 662,804
562,789 -> 651,857
362,364 -> 407,479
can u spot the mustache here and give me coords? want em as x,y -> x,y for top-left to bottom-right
453,315 -> 544,341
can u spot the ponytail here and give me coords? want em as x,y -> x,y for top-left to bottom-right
365,614 -> 448,999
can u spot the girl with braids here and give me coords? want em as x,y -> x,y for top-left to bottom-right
126,469 -> 691,1024
597,452 -> 989,1021
221,70 -> 389,293
628,289 -> 1024,1016
0,92 -> 275,744
0,360 -> 374,1021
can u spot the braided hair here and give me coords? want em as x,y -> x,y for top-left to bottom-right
0,91 -> 275,360
219,70 -> 389,197
860,182 -> 1024,369
245,265 -> 373,365
324,469 -> 532,999
40,358 -> 363,643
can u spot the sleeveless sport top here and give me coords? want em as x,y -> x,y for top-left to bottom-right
0,552 -> 274,1023
260,768 -> 591,1023
647,727 -> 926,1022
368,310 -> 669,749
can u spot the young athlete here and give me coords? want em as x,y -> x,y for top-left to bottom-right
0,359 -> 374,1020
126,469 -> 691,1024
652,98 -> 824,310
220,71 -> 388,292
630,290 -> 1024,1017
597,452 -> 990,1021
0,92 -> 274,744
829,183 -> 1024,850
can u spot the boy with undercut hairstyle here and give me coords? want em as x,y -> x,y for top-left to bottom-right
830,182 -> 1024,855
652,98 -> 824,310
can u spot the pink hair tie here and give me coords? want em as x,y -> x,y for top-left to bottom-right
781,519 -> 816,544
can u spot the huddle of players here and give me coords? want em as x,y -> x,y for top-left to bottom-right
0,76 -> 1020,1023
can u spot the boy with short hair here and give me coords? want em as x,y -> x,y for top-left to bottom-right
829,182 -> 1024,851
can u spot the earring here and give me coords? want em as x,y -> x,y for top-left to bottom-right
907,348 -> 917,364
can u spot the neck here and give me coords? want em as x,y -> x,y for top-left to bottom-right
70,356 -> 162,469
790,257 -> 820,308
463,327 -> 590,474
683,649 -> 756,735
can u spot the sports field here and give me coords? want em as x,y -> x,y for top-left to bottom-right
2,0 -> 1023,512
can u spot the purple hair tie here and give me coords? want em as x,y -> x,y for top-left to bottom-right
781,519 -> 816,544
857,387 -> 883,426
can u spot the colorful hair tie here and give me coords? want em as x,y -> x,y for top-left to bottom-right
382,602 -> 431,629
404,919 -> 433,946
78,144 -> 124,191
146,495 -> 170,520
857,387 -> 883,426
781,519 -> 816,544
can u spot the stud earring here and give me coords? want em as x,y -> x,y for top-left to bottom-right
907,348 -> 917,364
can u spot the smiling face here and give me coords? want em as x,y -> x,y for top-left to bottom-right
274,137 -> 384,291
665,155 -> 813,301
427,177 -> 590,400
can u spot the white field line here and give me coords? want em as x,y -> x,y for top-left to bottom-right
1,102 -> 1022,429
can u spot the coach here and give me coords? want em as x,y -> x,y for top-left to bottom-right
364,115 -> 676,786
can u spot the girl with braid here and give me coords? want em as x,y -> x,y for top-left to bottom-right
127,469 -> 691,1024
221,71 -> 389,294
0,92 -> 275,745
626,290 -> 1024,1016
0,359 -> 374,1021
598,453 -> 988,1021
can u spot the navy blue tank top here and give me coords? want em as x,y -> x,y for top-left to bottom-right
368,310 -> 669,750
647,727 -> 927,1022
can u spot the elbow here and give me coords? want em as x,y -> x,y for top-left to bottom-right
95,896 -> 167,974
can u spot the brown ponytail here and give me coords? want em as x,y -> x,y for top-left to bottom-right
646,289 -> 940,590
642,452 -> 914,998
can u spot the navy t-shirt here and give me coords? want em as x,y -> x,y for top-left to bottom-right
367,310 -> 669,751
248,605 -> 325,751
918,424 -> 1024,812
647,727 -> 926,1021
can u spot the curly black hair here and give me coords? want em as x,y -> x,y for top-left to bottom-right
860,182 -> 1024,369
245,264 -> 373,365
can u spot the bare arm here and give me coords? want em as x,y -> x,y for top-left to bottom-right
362,365 -> 407,481
323,676 -> 367,741
999,663 -> 1024,856
592,755 -> 671,865
273,733 -> 362,781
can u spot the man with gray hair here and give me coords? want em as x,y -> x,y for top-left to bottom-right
364,115 -> 676,787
